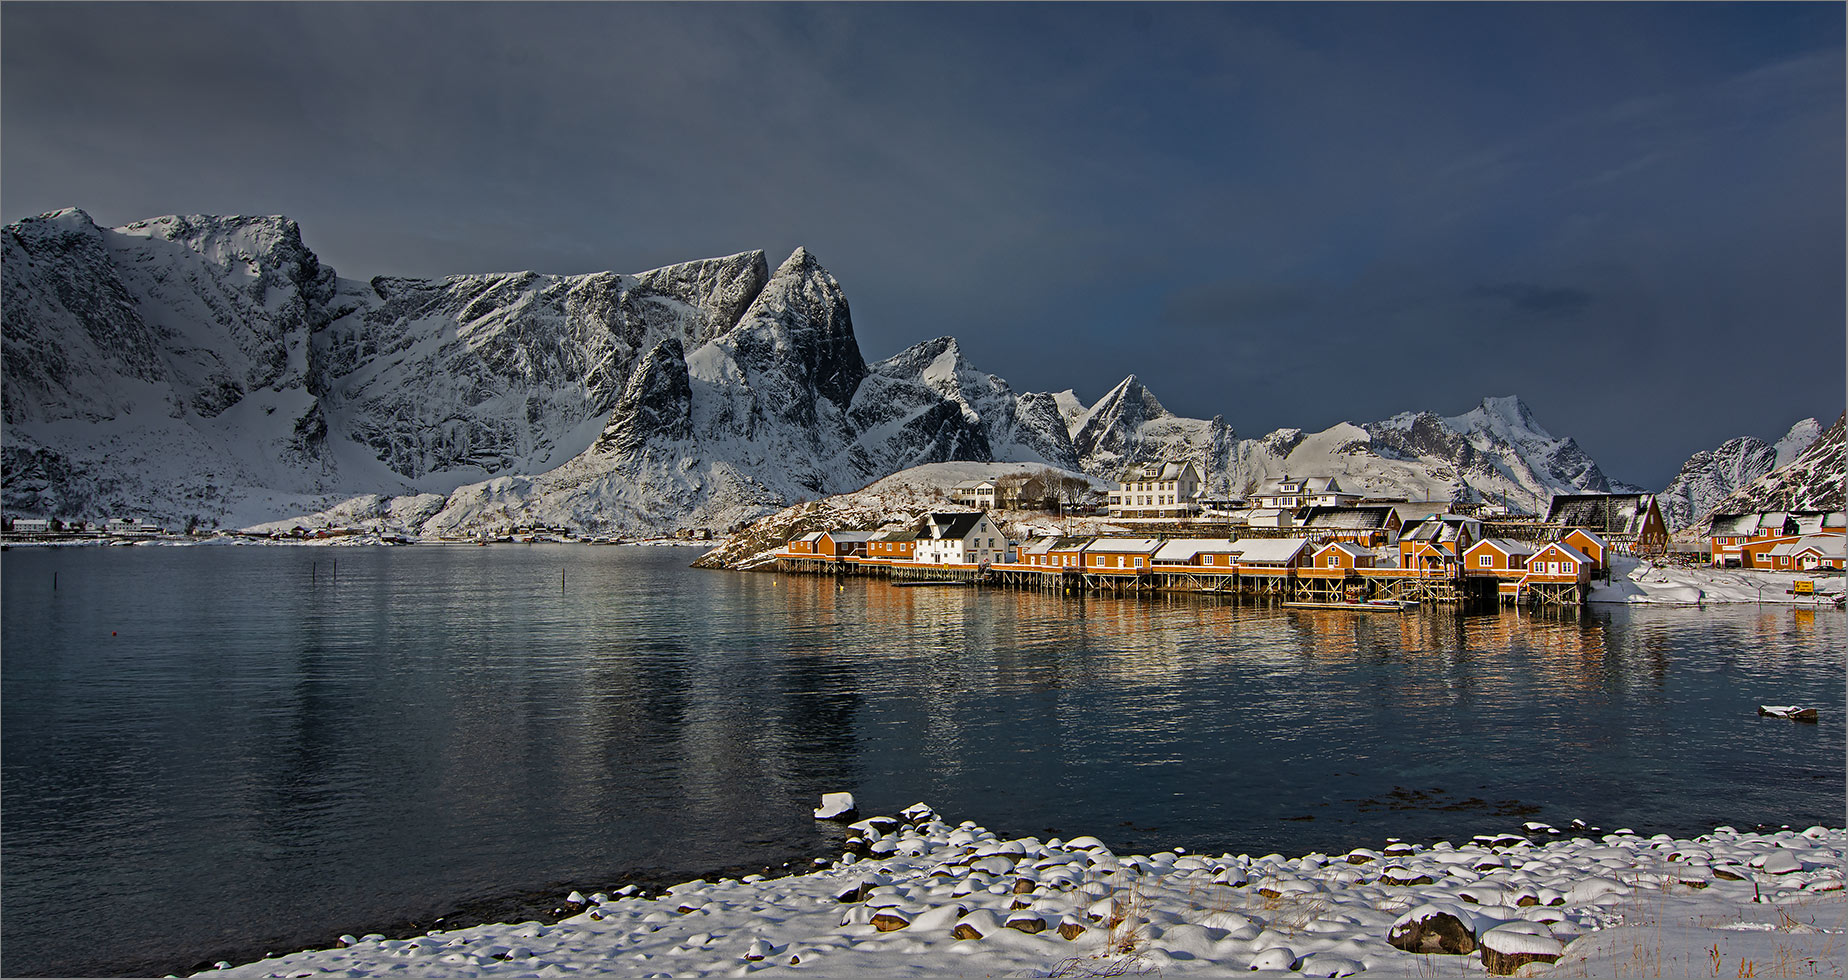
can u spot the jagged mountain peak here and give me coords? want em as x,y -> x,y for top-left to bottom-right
3,209 -> 1663,534
1774,417 -> 1824,468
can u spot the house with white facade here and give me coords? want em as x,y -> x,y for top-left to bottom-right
1254,476 -> 1363,512
913,512 -> 1007,565
1107,462 -> 1203,518
949,480 -> 999,509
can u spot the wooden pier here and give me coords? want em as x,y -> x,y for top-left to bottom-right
771,551 -> 1542,612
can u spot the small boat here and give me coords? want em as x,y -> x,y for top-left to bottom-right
1757,705 -> 1819,722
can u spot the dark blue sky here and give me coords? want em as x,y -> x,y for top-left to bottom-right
4,2 -> 1842,489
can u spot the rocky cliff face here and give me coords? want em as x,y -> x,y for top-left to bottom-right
1657,418 -> 1825,531
4,208 -> 1650,534
3,211 -> 1091,532
1691,414 -> 1845,532
1059,385 -> 1617,510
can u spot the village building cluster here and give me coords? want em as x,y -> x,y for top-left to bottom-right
776,466 -> 1790,608
1707,510 -> 1846,571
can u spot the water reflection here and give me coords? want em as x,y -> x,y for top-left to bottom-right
2,547 -> 1841,978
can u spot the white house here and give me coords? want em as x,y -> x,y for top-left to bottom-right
949,480 -> 998,509
1107,462 -> 1204,518
1254,476 -> 1363,512
913,512 -> 1007,565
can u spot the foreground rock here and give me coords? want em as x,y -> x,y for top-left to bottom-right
200,808 -> 1845,978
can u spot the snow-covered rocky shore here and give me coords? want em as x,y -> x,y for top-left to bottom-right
1591,555 -> 1846,606
198,804 -> 1843,979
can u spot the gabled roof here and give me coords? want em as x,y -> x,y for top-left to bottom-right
1389,502 -> 1455,525
1084,537 -> 1164,554
1312,541 -> 1370,560
1532,541 -> 1592,564
871,527 -> 918,542
1546,493 -> 1657,534
1466,537 -> 1536,557
1121,461 -> 1202,483
822,530 -> 877,543
793,531 -> 825,542
1562,527 -> 1608,549
1708,513 -> 1758,536
1790,512 -> 1839,535
921,512 -> 987,539
1300,505 -> 1399,530
1153,538 -> 1240,562
1024,534 -> 1092,555
1234,538 -> 1310,564
952,479 -> 996,491
1767,535 -> 1846,558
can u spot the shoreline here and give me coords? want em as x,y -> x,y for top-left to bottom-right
197,806 -> 1846,979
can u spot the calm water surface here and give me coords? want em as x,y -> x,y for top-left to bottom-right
3,544 -> 1842,976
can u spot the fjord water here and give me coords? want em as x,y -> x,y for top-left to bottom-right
3,546 -> 1841,977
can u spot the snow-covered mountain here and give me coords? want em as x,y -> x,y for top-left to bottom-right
1689,414 -> 1845,533
1,211 -> 1075,532
4,209 -> 1638,535
1656,418 -> 1823,531
1061,385 -> 1619,511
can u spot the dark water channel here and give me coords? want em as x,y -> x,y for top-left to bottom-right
3,544 -> 1841,976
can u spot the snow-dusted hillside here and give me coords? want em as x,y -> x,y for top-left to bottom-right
1690,413 -> 1845,533
1061,383 -> 1618,512
2,211 -> 1088,533
690,462 -> 1103,570
1656,418 -> 1823,531
5,208 -> 1645,536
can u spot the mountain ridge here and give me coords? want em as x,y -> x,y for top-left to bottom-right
4,208 -> 1693,535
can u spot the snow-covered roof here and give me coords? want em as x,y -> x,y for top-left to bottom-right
871,528 -> 918,542
1300,506 -> 1398,530
1708,513 -> 1758,536
1547,493 -> 1656,535
1533,541 -> 1592,564
1467,537 -> 1536,557
1563,527 -> 1608,549
1120,461 -> 1201,484
793,531 -> 825,542
1389,502 -> 1455,524
1023,534 -> 1091,555
823,530 -> 877,543
1153,538 -> 1239,563
1767,536 -> 1845,558
1234,538 -> 1309,564
1084,537 -> 1164,554
1312,541 -> 1370,560
922,512 -> 987,539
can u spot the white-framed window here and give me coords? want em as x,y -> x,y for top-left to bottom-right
1561,562 -> 1574,573
1134,557 -> 1144,568
1203,555 -> 1214,565
1479,555 -> 1492,567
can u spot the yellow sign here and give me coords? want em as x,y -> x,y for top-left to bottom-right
1793,579 -> 1814,595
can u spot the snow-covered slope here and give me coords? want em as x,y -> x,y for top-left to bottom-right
1061,384 -> 1616,511
1655,417 -> 1823,531
5,209 -> 1640,535
1658,437 -> 1777,531
1691,413 -> 1846,533
2,212 -> 1081,533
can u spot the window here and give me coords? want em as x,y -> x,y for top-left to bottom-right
1203,555 -> 1214,565
1561,562 -> 1574,573
1134,557 -> 1144,568
1479,555 -> 1492,567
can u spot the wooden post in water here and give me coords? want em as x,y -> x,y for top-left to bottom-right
53,571 -> 57,590
562,567 -> 566,594
312,562 -> 316,584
